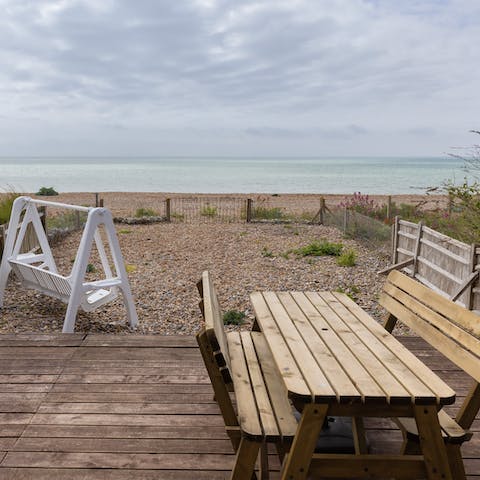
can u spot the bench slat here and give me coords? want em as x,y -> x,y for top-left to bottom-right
251,333 -> 298,438
387,270 -> 480,337
227,332 -> 263,438
380,292 -> 480,383
383,282 -> 480,358
238,332 -> 280,438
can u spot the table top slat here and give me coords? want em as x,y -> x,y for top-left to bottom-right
262,292 -> 337,401
333,292 -> 456,405
320,291 -> 439,403
277,292 -> 361,402
249,292 -> 311,400
303,292 -> 413,403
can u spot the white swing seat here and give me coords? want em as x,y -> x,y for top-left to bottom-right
0,196 -> 138,333
9,259 -> 120,312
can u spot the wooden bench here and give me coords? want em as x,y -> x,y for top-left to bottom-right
196,271 -> 297,480
380,269 -> 480,479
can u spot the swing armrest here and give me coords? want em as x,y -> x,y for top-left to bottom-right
83,278 -> 122,290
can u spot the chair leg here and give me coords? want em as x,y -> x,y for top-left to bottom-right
230,437 -> 261,480
258,440 -> 269,480
446,444 -> 466,480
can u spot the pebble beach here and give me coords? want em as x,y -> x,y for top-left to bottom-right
0,192 -> 439,335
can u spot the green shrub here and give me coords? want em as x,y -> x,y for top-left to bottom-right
36,186 -> 58,196
135,207 -> 157,217
223,310 -> 246,325
200,204 -> 217,217
294,241 -> 343,257
0,190 -> 20,224
337,249 -> 357,267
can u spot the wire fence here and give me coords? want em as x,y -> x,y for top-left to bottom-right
168,197 -> 247,223
323,207 -> 392,246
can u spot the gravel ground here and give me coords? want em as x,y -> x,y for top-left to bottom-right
0,221 -> 393,335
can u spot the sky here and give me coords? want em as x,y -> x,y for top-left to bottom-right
0,0 -> 479,157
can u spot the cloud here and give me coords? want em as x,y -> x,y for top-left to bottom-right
0,0 -> 478,155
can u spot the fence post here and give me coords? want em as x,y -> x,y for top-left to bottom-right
95,193 -> 99,207
319,197 -> 325,225
386,196 -> 392,223
412,221 -> 423,276
166,198 -> 171,222
99,198 -> 104,208
392,216 -> 399,263
246,199 -> 253,223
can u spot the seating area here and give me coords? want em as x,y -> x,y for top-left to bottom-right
0,203 -> 478,478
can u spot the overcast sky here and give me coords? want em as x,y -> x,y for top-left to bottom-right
0,0 -> 479,157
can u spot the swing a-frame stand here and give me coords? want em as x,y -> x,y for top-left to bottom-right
0,196 -> 138,333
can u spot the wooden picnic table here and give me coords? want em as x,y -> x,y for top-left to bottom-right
250,290 -> 459,480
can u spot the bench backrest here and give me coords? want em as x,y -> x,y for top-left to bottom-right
10,260 -> 71,301
197,270 -> 231,374
380,270 -> 480,384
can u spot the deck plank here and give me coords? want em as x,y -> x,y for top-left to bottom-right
0,333 -> 477,479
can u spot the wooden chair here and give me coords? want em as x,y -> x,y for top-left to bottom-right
380,270 -> 480,479
0,196 -> 138,333
196,271 -> 297,480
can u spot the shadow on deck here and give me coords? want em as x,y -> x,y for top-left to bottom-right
0,334 -> 478,479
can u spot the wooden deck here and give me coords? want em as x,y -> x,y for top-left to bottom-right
0,334 -> 477,479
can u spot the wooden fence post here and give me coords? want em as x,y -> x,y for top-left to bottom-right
246,199 -> 253,223
319,197 -> 325,225
343,208 -> 348,235
386,196 -> 392,223
392,216 -> 399,263
95,193 -> 99,207
412,221 -> 423,276
166,198 -> 171,222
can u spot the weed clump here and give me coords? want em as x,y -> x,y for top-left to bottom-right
337,249 -> 357,267
223,310 -> 246,325
200,204 -> 217,217
135,207 -> 157,218
294,241 -> 343,257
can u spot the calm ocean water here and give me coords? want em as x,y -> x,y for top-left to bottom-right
0,157 -> 470,194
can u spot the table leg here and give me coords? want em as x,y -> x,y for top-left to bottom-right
280,403 -> 328,480
413,405 -> 453,480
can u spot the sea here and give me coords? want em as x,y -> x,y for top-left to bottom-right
0,156 -> 472,194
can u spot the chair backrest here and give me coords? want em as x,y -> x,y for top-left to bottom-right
380,270 -> 480,383
197,270 -> 231,374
